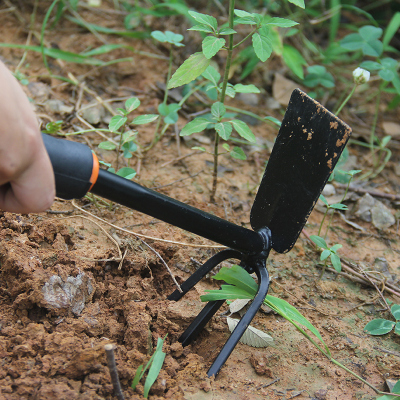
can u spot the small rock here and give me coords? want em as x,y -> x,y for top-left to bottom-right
236,92 -> 259,106
371,201 -> 395,230
322,183 -> 335,197
28,81 -> 51,102
266,96 -> 281,110
382,121 -> 400,137
272,73 -> 300,106
81,103 -> 105,125
314,389 -> 328,400
41,272 -> 94,315
45,99 -> 74,114
249,352 -> 273,376
355,193 -> 376,222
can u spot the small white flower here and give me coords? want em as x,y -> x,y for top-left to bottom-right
353,67 -> 370,84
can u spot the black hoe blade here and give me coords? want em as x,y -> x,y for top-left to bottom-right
250,88 -> 352,253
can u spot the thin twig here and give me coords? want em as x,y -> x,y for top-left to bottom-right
71,201 -> 184,292
151,170 -> 203,190
334,183 -> 400,201
71,200 -> 225,249
104,344 -> 125,400
160,151 -> 203,168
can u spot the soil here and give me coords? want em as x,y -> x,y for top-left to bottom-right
0,2 -> 399,400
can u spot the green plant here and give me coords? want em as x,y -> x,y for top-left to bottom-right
201,264 -> 384,395
98,97 -> 158,177
364,304 -> 400,336
339,21 -> 400,178
303,65 -> 335,99
145,30 -> 184,151
167,0 -> 304,201
131,335 -> 167,398
375,380 -> 400,400
310,169 -> 361,278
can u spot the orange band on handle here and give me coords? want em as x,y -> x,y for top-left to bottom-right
88,152 -> 100,191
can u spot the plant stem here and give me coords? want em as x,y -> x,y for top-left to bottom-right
335,83 -> 356,115
210,0 -> 235,203
370,85 -> 382,168
104,344 -> 125,400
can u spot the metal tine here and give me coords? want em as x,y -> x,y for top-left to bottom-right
179,300 -> 226,347
168,249 -> 242,301
207,260 -> 270,377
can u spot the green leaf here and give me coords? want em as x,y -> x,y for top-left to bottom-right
215,122 -> 232,140
201,284 -> 255,302
310,235 -> 328,249
230,119 -> 256,142
359,25 -> 382,41
143,337 -> 166,398
180,117 -> 211,136
225,86 -> 236,98
340,33 -> 364,51
164,30 -> 184,45
266,17 -> 299,28
319,194 -> 329,206
394,380 -> 400,393
202,65 -> 221,86
252,33 -> 272,62
320,249 -> 331,261
264,295 -> 327,351
391,304 -> 400,320
211,102 -> 226,120
395,322 -> 400,336
222,143 -> 230,151
202,36 -> 225,59
82,43 -> 128,56
188,11 -> 218,31
330,253 -> 342,272
125,97 -> 140,113
131,365 -> 144,390
116,167 -> 136,179
192,146 -> 206,152
233,83 -> 260,93
151,30 -> 167,42
168,52 -> 210,89
109,115 -> 127,132
330,244 -> 342,253
379,69 -> 395,81
330,203 -> 348,210
212,265 -> 258,296
282,45 -> 306,79
383,12 -> 400,48
188,24 -> 215,34
132,114 -> 159,124
230,147 -> 246,160
234,9 -> 253,18
287,0 -> 305,8
219,27 -> 237,35
360,60 -> 382,70
98,141 -> 116,151
364,319 -> 395,335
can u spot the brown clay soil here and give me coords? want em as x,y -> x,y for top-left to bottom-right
0,2 -> 399,400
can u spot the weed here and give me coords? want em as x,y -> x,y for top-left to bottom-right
98,97 -> 158,177
364,304 -> 400,336
131,335 -> 167,398
339,20 -> 400,178
310,170 -> 361,278
201,265 -> 384,395
167,0 -> 304,201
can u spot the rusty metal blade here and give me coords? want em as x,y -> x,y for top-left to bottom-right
250,88 -> 352,253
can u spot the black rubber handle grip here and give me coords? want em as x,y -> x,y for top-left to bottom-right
42,133 -> 99,200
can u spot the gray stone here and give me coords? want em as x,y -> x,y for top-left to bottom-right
81,103 -> 105,125
371,201 -> 395,230
41,272 -> 94,315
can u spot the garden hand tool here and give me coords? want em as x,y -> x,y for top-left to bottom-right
43,88 -> 351,377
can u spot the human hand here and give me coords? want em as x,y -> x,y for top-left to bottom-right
0,61 -> 55,213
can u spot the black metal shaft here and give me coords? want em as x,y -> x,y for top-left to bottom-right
91,169 -> 265,254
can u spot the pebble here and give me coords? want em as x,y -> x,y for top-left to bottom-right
81,103 -> 105,125
355,193 -> 395,229
45,99 -> 74,114
322,183 -> 335,197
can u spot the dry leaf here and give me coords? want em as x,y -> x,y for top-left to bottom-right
229,299 -> 250,314
226,317 -> 273,347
